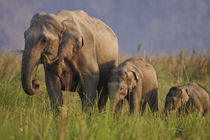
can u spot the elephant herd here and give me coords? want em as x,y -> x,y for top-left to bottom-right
21,10 -> 210,117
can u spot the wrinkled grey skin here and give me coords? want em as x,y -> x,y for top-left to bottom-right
108,57 -> 158,114
164,82 -> 210,117
21,10 -> 118,112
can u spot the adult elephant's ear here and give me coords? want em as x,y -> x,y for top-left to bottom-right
58,19 -> 84,60
181,88 -> 189,104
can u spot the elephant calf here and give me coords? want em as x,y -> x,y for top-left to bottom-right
108,57 -> 158,114
164,82 -> 210,117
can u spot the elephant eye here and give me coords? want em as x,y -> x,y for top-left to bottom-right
41,38 -> 47,43
40,36 -> 48,44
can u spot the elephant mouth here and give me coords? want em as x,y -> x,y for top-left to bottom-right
40,53 -> 59,65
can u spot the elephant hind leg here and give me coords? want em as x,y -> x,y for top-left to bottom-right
140,101 -> 147,115
81,73 -> 99,111
97,68 -> 113,111
204,109 -> 210,117
98,84 -> 109,111
139,100 -> 147,115
148,89 -> 159,112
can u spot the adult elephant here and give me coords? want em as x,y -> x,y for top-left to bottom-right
21,10 -> 118,112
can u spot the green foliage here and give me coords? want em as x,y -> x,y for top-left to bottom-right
0,51 -> 209,140
137,44 -> 142,53
40,53 -> 50,64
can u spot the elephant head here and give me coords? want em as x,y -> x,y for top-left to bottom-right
21,12 -> 84,95
108,69 -> 139,114
164,87 -> 189,115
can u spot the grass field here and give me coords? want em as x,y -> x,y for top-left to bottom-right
0,50 -> 209,140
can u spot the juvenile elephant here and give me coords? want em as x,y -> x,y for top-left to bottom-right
21,10 -> 118,112
164,82 -> 210,116
108,57 -> 158,114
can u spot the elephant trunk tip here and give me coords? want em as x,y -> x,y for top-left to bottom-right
112,108 -> 115,115
112,103 -> 118,115
32,79 -> 40,90
22,79 -> 40,96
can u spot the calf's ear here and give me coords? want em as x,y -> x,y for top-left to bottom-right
126,71 -> 139,91
181,88 -> 189,103
126,71 -> 139,82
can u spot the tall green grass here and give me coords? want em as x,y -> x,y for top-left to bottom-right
0,51 -> 209,140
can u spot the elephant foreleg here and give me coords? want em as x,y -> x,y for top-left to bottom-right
128,86 -> 142,114
148,89 -> 159,112
45,70 -> 63,113
127,92 -> 140,114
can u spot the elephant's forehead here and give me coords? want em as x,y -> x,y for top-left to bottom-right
27,24 -> 58,40
42,27 -> 58,40
114,69 -> 126,77
110,71 -> 126,81
167,94 -> 179,100
108,82 -> 120,91
108,81 -> 126,89
108,82 -> 119,87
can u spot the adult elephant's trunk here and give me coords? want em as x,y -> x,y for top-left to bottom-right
21,47 -> 41,95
